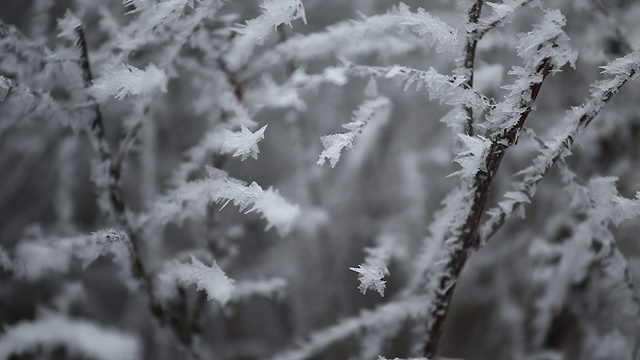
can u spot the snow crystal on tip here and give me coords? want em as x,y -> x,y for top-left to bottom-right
350,263 -> 388,297
350,247 -> 391,297
220,125 -> 268,160
184,255 -> 235,305
318,97 -> 391,168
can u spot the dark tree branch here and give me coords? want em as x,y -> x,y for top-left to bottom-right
423,57 -> 553,358
459,0 -> 483,136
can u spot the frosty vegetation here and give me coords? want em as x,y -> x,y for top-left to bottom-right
1,1 -> 640,360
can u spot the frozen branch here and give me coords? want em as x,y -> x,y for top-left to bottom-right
478,49 -> 640,246
421,10 -> 577,354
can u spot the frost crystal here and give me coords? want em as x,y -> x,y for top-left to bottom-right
350,247 -> 391,297
220,125 -> 268,160
449,134 -> 491,180
180,256 -> 235,305
90,63 -> 168,101
350,264 -> 388,296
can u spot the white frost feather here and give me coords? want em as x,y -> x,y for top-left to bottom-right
90,63 -> 168,101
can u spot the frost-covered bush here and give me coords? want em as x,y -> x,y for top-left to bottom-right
1,1 -> 640,360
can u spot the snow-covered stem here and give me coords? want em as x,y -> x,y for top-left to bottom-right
342,62 -> 495,111
270,296 -> 429,360
245,5 -> 439,77
0,313 -> 141,360
74,25 -> 118,220
144,167 -> 299,236
478,49 -> 640,246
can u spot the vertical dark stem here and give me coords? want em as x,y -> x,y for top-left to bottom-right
75,25 -> 149,284
74,22 -> 166,336
461,0 -> 483,136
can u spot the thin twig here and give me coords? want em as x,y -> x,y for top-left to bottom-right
458,0 -> 483,135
